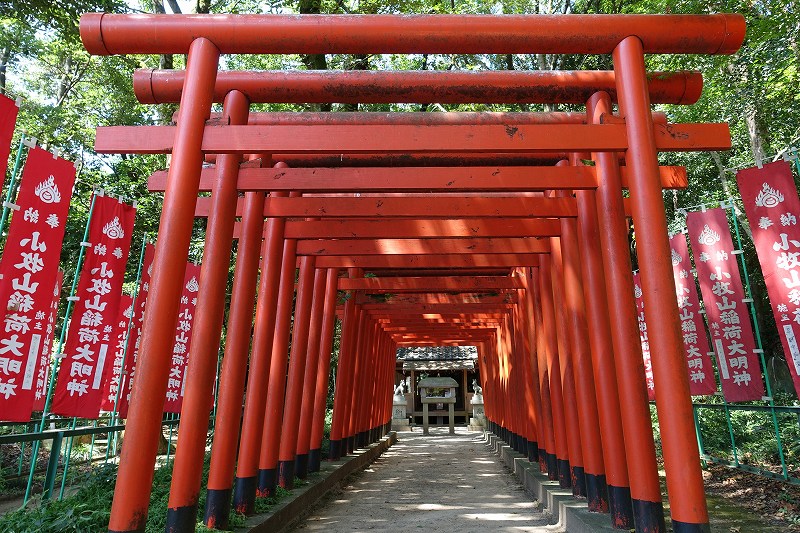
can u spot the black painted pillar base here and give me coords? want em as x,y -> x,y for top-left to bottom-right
232,475 -> 256,515
558,458 -> 572,488
329,439 -> 342,461
308,448 -> 322,473
165,503 -> 197,533
527,440 -> 539,463
204,487 -> 232,529
585,473 -> 609,513
295,453 -> 309,479
572,465 -> 587,497
546,453 -> 558,481
607,484 -> 634,529
278,460 -> 295,489
632,498 -> 667,533
672,521 -> 711,533
346,435 -> 355,454
257,468 -> 277,498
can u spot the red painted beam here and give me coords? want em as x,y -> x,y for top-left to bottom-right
94,123 -> 732,154
147,164 -> 688,192
81,13 -> 744,56
356,292 -> 515,305
338,276 -> 522,292
199,195 -> 577,219
297,237 -> 548,256
284,219 -> 563,239
134,69 -> 702,105
314,254 -> 541,269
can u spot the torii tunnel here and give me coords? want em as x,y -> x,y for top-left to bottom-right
81,12 -> 747,533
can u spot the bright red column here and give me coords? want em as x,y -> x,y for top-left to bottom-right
277,256 -> 317,489
257,234 -> 298,496
328,270 -> 360,460
166,89 -> 249,532
614,37 -> 709,532
528,267 -> 558,474
521,270 -> 544,464
575,181 -> 634,528
294,267 -> 328,478
204,188 -> 266,529
308,268 -> 340,471
107,37 -> 219,533
558,181 -> 608,512
345,310 -> 368,451
590,90 -> 665,530
232,185 -> 292,515
539,256 -> 570,485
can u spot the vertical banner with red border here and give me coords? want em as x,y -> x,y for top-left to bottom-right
0,94 -> 19,179
32,271 -> 63,412
117,243 -> 154,419
669,233 -> 718,395
101,294 -> 133,412
687,208 -> 764,402
51,195 -> 136,418
737,161 -> 800,397
632,272 -> 656,401
0,147 -> 75,422
163,262 -> 201,414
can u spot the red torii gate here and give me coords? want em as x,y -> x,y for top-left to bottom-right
78,12 -> 747,533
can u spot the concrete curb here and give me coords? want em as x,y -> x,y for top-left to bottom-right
246,431 -> 398,533
486,432 -> 617,533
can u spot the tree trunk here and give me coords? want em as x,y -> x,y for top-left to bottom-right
0,46 -> 10,95
745,105 -> 768,167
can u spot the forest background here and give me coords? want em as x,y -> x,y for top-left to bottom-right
0,1 -> 799,395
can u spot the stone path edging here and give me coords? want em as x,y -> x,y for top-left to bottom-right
487,432 -> 618,533
245,431 -> 397,533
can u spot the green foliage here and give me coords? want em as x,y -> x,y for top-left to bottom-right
0,463 -> 116,532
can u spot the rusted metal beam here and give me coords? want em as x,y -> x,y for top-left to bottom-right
81,13 -> 745,56
147,165 -> 688,192
94,123 -> 732,154
296,237 -> 549,256
134,69 -> 702,105
338,276 -> 523,292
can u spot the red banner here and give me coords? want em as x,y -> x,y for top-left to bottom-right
687,208 -> 764,402
737,161 -> 800,396
0,147 -> 75,422
51,194 -> 136,418
670,233 -> 718,395
163,262 -> 201,414
632,272 -> 656,401
117,243 -> 155,419
32,271 -> 63,412
0,94 -> 19,179
100,294 -> 133,412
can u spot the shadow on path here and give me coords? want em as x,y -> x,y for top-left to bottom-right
293,427 -> 563,532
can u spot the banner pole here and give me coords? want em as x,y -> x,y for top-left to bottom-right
107,234 -> 149,460
727,200 -> 789,479
0,134 -> 30,238
24,191 -> 100,504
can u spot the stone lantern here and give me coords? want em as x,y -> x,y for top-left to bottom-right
417,376 -> 458,435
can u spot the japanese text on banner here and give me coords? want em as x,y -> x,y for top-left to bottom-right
632,272 -> 656,401
669,233 -> 717,395
117,243 -> 154,419
163,263 -> 201,414
686,208 -> 764,402
100,294 -> 133,412
32,271 -> 63,412
0,147 -> 75,422
737,161 -> 800,398
51,195 -> 136,419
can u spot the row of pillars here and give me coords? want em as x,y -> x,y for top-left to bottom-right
104,34 -> 711,533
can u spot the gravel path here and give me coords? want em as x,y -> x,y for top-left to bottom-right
293,427 -> 563,532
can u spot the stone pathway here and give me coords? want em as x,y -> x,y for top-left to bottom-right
293,427 -> 564,532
